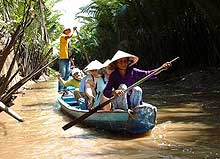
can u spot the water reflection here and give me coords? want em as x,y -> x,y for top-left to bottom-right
0,80 -> 220,159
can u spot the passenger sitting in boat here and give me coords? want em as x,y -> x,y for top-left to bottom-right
103,50 -> 172,110
79,60 -> 103,109
57,68 -> 84,91
93,59 -> 115,111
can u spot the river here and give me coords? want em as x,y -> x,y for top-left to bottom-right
0,79 -> 219,159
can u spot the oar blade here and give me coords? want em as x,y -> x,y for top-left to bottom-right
62,114 -> 87,130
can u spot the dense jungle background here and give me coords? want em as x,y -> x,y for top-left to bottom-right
0,0 -> 220,107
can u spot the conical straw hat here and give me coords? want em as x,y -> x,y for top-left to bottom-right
110,50 -> 139,67
83,60 -> 103,72
102,59 -> 111,68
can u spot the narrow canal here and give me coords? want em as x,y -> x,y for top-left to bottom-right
0,79 -> 219,159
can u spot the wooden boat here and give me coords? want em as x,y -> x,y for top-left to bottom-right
58,93 -> 157,134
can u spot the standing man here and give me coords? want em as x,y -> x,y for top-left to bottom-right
58,27 -> 77,92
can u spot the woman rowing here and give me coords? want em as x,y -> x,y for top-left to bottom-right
103,50 -> 172,110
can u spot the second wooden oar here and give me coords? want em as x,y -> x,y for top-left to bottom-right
62,57 -> 180,131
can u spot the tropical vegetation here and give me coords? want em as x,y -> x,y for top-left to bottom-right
1,0 -> 220,108
74,0 -> 220,72
0,0 -> 62,106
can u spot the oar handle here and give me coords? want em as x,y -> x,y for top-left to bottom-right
125,57 -> 179,93
169,57 -> 180,63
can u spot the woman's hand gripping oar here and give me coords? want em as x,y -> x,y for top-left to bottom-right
62,57 -> 180,131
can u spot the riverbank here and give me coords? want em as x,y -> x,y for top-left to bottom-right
171,68 -> 220,91
16,73 -> 54,94
143,67 -> 220,113
145,67 -> 220,92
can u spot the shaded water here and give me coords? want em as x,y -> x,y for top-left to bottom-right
0,79 -> 220,159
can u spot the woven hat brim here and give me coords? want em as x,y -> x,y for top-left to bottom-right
110,50 -> 139,67
83,60 -> 103,72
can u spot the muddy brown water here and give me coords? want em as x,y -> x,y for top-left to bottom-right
0,79 -> 220,159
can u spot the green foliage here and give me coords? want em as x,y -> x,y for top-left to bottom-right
75,0 -> 124,64
75,0 -> 220,71
0,0 -> 62,106
0,0 -> 63,82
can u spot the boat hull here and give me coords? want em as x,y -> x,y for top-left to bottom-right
58,95 -> 157,134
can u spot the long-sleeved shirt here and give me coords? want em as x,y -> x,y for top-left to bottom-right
103,67 -> 155,98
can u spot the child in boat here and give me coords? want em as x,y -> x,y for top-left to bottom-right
103,50 -> 172,110
77,60 -> 114,110
93,59 -> 115,111
57,67 -> 84,91
78,60 -> 103,109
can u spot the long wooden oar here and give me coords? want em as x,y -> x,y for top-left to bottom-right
0,101 -> 24,122
62,57 -> 180,130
